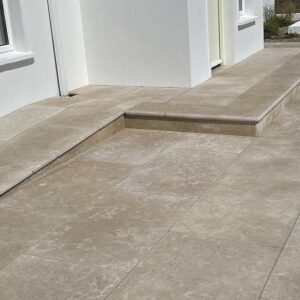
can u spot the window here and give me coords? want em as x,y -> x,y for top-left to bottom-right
0,0 -> 12,53
239,0 -> 245,15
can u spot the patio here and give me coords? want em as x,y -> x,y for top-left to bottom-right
0,44 -> 299,299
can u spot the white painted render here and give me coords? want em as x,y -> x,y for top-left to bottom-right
80,0 -> 211,88
0,0 -> 59,118
233,0 -> 264,64
0,0 -> 87,117
49,0 -> 88,92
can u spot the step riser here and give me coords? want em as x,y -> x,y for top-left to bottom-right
125,84 -> 300,137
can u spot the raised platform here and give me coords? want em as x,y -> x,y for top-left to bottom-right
0,45 -> 300,196
125,49 -> 300,136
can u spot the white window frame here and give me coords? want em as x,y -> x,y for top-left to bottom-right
0,0 -> 13,54
239,0 -> 246,16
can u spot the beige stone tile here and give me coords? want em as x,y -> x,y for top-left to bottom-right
259,73 -> 300,87
80,128 -> 183,165
172,132 -> 252,154
242,53 -> 290,65
223,139 -> 300,182
27,190 -> 195,273
0,207 -> 56,243
0,207 -> 58,269
188,76 -> 258,95
0,105 -> 64,141
0,160 -> 135,218
124,87 -> 189,103
125,117 -> 256,136
0,255 -> 124,300
107,231 -> 279,300
216,64 -> 277,77
173,180 -> 300,247
0,123 -> 90,172
262,110 -> 300,137
262,219 -> 300,300
244,82 -> 291,98
0,240 -> 25,271
171,92 -> 240,106
0,166 -> 32,196
36,95 -> 115,108
125,102 -> 167,117
72,85 -> 140,99
117,146 -> 238,196
42,105 -> 121,130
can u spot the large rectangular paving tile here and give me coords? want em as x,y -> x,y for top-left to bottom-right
72,85 -> 140,99
27,190 -> 195,273
0,207 -> 58,270
262,110 -> 300,137
117,146 -> 239,197
172,132 -> 252,154
107,231 -> 279,300
80,128 -> 184,165
0,255 -> 124,300
222,139 -> 300,182
173,179 -> 300,247
262,218 -> 300,300
171,92 -> 240,106
42,105 -> 121,131
0,160 -> 135,218
0,105 -> 64,141
187,76 -> 258,95
0,123 -> 91,172
0,166 -> 32,196
122,87 -> 189,103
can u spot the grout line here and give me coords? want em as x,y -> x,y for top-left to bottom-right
257,213 -> 300,299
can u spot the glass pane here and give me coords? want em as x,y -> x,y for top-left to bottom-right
239,0 -> 243,12
0,0 -> 9,46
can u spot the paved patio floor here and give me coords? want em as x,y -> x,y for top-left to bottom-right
0,43 -> 300,299
0,89 -> 300,299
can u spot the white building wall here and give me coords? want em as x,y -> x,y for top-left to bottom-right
79,0 -> 211,88
50,0 -> 88,92
0,0 -> 87,117
222,0 -> 264,65
0,0 -> 59,117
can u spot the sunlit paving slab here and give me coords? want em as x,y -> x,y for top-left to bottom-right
262,219 -> 300,300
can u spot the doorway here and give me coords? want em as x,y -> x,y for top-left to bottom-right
208,0 -> 222,68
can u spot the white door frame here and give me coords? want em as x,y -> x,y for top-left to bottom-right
46,0 -> 69,96
209,0 -> 224,68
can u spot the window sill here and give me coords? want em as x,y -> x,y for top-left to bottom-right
0,51 -> 34,67
238,15 -> 258,26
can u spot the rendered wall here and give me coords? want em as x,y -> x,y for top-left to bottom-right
51,0 -> 88,91
222,0 -> 264,65
0,0 -> 59,117
80,0 -> 211,88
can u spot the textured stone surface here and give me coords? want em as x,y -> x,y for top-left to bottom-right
0,255 -> 124,300
0,105 -> 63,141
107,232 -> 279,300
262,219 -> 300,300
0,207 -> 58,270
0,160 -> 135,218
80,128 -> 183,165
0,124 -> 89,171
27,190 -> 195,273
173,180 -> 300,247
118,146 -> 238,196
